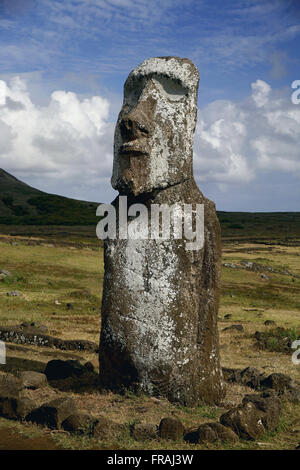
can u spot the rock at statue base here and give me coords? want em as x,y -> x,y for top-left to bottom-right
98,56 -> 225,406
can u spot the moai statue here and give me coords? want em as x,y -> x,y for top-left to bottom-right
99,56 -> 225,405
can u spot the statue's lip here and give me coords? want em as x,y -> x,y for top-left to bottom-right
120,140 -> 149,156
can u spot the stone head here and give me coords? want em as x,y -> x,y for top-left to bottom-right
111,56 -> 199,195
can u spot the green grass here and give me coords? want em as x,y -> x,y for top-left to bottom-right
0,241 -> 103,331
0,168 -> 100,226
0,226 -> 300,449
255,327 -> 300,353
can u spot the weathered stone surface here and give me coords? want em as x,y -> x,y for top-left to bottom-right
261,373 -> 300,403
239,367 -> 266,389
222,367 -> 242,383
18,371 -> 47,390
220,401 -> 266,440
242,391 -> 281,431
0,269 -> 11,277
92,415 -> 125,440
261,372 -> 292,392
132,423 -> 158,441
7,291 -> 20,297
184,422 -> 238,444
61,413 -> 97,435
15,397 -> 37,420
0,396 -> 36,420
222,366 -> 266,390
0,324 -> 98,352
45,359 -> 86,381
158,417 -> 185,441
99,56 -> 225,406
220,390 -> 281,441
27,397 -> 76,429
0,373 -> 22,397
44,359 -> 98,391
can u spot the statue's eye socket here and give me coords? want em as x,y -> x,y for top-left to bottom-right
155,76 -> 188,101
124,77 -> 145,106
123,75 -> 188,106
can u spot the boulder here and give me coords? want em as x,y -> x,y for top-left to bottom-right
220,389 -> 281,440
27,396 -> 76,429
132,423 -> 158,441
7,291 -> 20,297
18,371 -> 47,390
0,396 -> 36,420
220,401 -> 266,440
242,391 -> 281,431
261,373 -> 300,403
61,413 -> 97,435
239,367 -> 266,389
92,415 -> 125,440
0,270 -> 11,277
222,366 -> 266,390
261,372 -> 292,392
45,359 -> 86,381
158,417 -> 185,441
0,373 -> 22,398
222,368 -> 243,383
184,422 -> 238,444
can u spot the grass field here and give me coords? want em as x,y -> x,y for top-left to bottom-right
0,225 -> 300,450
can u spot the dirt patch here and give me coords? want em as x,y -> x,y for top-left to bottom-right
0,427 -> 62,450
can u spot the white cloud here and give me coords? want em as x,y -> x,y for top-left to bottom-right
0,76 -> 115,202
0,75 -> 299,208
194,79 -> 300,186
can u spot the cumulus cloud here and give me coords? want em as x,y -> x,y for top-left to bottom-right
0,76 -> 115,202
0,75 -> 299,209
194,79 -> 300,189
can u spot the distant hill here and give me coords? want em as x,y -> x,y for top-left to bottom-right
0,169 -> 99,225
0,169 -> 300,241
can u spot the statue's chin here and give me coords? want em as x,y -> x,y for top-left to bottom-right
113,179 -> 151,196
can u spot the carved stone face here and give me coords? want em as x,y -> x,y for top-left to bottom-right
111,56 -> 199,195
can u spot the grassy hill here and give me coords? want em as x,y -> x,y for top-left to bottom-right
217,210 -> 300,242
0,169 -> 99,225
1,168 -> 300,242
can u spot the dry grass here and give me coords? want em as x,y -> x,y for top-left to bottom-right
0,234 -> 300,449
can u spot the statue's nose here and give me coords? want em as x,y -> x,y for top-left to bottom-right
120,93 -> 156,141
120,115 -> 149,141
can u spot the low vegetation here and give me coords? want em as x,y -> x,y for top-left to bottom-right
0,221 -> 299,449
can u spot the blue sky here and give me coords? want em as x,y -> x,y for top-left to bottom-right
0,0 -> 300,211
